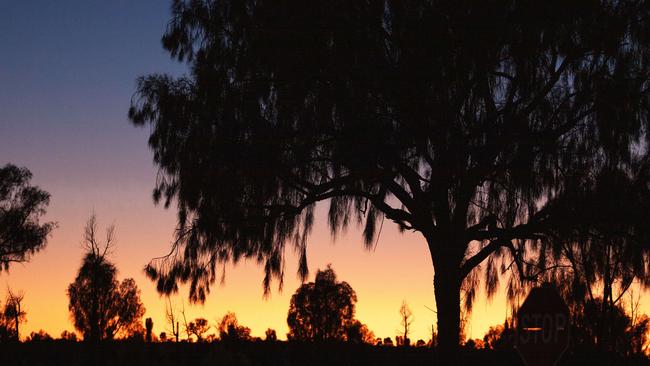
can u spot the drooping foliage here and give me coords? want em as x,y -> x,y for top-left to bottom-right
130,0 -> 650,351
287,266 -> 357,342
528,159 -> 650,352
571,298 -> 650,356
0,164 -> 55,270
543,160 -> 650,297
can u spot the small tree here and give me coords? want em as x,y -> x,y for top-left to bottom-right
217,312 -> 251,341
287,266 -> 357,342
3,289 -> 26,341
264,328 -> 277,342
187,318 -> 209,342
399,301 -> 413,346
60,330 -> 77,342
345,320 -> 375,344
0,164 -> 55,271
396,336 -> 403,346
482,320 -> 513,350
67,216 -> 145,341
0,302 -> 10,342
164,297 -> 180,342
27,330 -> 52,342
145,318 -> 154,342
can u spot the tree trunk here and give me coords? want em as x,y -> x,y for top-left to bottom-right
433,258 -> 462,360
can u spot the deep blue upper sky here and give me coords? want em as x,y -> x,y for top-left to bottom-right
0,1 -> 185,175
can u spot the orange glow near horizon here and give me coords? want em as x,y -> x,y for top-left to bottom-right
3,0 -> 648,347
5,173 -> 648,344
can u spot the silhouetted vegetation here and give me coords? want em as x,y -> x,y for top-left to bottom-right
345,320 -> 375,345
186,317 -> 209,342
571,298 -> 649,357
59,331 -> 77,342
217,312 -> 251,342
0,164 -> 54,271
26,330 -> 52,342
164,296 -> 181,342
264,328 -> 277,342
129,0 -> 650,356
145,318 -> 153,342
0,289 -> 25,342
2,289 -> 25,341
482,320 -> 514,351
398,301 -> 413,346
2,0 -> 650,364
6,339 -> 648,366
287,266 -> 371,343
67,215 -> 145,341
534,164 -> 650,355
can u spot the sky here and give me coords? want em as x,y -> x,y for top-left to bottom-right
0,1 -> 645,343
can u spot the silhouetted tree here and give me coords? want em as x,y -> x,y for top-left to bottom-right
482,319 -> 513,350
629,315 -> 650,357
0,301 -> 12,342
264,328 -> 277,342
67,216 -> 145,341
3,289 -> 25,341
59,330 -> 77,342
130,0 -> 650,354
145,318 -> 153,342
383,337 -> 394,347
572,298 -> 650,357
217,312 -> 251,341
464,338 -> 486,350
398,301 -> 413,346
187,317 -> 209,342
395,336 -> 404,347
534,163 -> 650,352
287,266 -> 356,342
0,164 -> 54,271
159,331 -> 167,342
345,320 -> 375,344
26,330 -> 52,342
164,296 -> 180,342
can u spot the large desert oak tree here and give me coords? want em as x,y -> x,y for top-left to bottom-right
129,0 -> 650,354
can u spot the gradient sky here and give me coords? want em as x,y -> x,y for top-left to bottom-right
1,1 -> 646,343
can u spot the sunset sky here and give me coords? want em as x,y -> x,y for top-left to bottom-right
1,1 -> 647,343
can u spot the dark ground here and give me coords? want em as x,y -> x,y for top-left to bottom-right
0,341 -> 647,366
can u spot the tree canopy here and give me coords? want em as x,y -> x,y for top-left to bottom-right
287,266 -> 358,342
130,0 -> 650,352
0,164 -> 54,270
217,312 -> 251,341
67,216 -> 145,341
187,317 -> 210,342
547,161 -> 650,296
